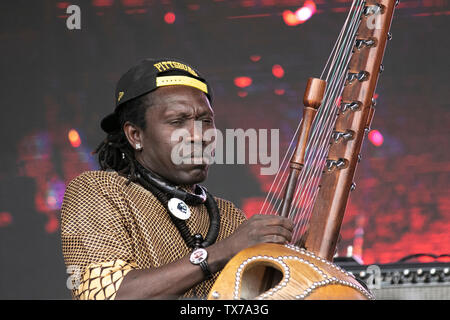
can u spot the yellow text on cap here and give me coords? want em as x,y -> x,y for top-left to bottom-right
153,61 -> 199,77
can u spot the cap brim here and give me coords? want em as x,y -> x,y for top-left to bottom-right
100,112 -> 120,133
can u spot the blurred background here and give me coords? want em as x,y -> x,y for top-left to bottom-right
0,0 -> 449,299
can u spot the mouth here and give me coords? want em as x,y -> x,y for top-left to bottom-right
180,149 -> 214,165
181,155 -> 213,165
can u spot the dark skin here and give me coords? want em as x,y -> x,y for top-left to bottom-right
117,85 -> 293,299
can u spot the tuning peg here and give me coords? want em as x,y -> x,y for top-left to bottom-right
346,71 -> 369,85
363,4 -> 382,16
355,38 -> 376,49
340,101 -> 361,113
331,130 -> 354,143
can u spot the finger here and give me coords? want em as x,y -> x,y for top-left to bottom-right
262,216 -> 294,231
260,225 -> 293,242
261,234 -> 290,244
248,214 -> 266,221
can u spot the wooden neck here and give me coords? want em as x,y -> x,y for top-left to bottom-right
302,0 -> 397,261
280,78 -> 326,218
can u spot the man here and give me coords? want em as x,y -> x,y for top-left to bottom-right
61,58 -> 293,299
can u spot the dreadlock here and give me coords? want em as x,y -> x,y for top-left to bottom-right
93,93 -> 152,183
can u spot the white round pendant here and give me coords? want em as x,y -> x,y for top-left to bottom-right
168,198 -> 191,220
190,248 -> 208,265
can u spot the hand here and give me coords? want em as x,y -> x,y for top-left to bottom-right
223,214 -> 294,258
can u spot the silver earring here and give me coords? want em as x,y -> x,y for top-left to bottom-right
136,143 -> 142,151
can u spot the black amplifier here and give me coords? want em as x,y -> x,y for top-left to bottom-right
334,258 -> 450,300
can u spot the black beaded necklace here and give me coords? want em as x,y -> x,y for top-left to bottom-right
134,162 -> 220,249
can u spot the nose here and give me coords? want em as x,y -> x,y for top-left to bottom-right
185,120 -> 204,144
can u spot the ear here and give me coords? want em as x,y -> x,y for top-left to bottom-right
123,121 -> 144,151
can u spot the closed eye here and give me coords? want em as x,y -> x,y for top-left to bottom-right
201,118 -> 213,124
169,118 -> 186,126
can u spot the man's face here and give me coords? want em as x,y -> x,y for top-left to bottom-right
131,85 -> 215,186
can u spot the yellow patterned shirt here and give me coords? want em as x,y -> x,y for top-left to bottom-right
61,170 -> 247,300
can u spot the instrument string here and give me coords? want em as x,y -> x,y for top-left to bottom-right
291,9 -> 364,243
288,11 -> 359,221
293,0 -> 364,198
259,0 -> 365,238
289,0 -> 365,243
259,119 -> 302,215
320,0 -> 360,81
260,0 -> 362,216
285,0 -> 364,236
293,0 -> 364,178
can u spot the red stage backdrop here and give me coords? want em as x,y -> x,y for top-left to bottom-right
0,0 -> 448,298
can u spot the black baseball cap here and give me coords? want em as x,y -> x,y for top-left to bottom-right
100,58 -> 212,133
